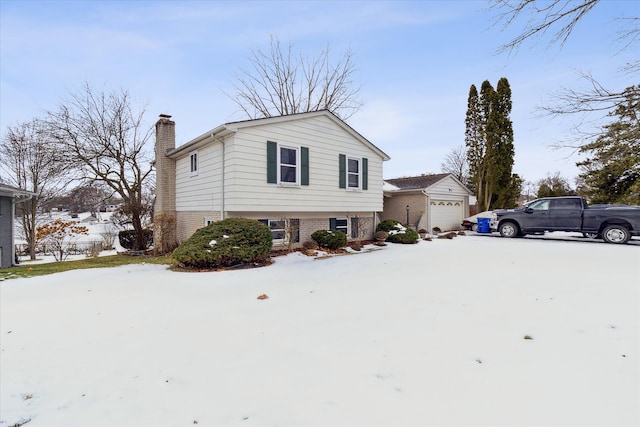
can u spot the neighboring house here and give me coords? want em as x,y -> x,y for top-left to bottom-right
382,173 -> 472,232
0,184 -> 35,268
154,110 -> 390,249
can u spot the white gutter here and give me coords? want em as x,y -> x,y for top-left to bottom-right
167,125 -> 232,158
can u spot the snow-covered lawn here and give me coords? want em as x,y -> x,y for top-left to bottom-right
1,234 -> 639,426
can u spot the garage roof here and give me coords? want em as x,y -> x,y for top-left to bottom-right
384,173 -> 452,190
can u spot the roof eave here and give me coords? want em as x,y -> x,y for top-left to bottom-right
0,186 -> 37,199
226,110 -> 391,161
167,125 -> 232,158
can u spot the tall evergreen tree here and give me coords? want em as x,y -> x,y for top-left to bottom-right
465,84 -> 484,196
466,78 -> 518,211
480,80 -> 498,210
577,85 -> 640,205
491,78 -> 517,208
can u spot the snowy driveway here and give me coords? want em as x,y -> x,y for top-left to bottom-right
1,235 -> 639,426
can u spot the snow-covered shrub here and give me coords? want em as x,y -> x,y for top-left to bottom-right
172,218 -> 272,269
376,219 -> 400,233
311,229 -> 347,250
376,220 -> 419,244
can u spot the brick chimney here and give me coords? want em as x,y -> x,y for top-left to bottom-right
153,114 -> 176,252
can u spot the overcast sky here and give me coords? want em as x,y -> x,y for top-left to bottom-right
1,0 -> 636,184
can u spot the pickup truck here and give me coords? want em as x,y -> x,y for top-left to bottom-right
492,196 -> 640,244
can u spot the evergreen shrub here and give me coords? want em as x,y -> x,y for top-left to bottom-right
118,229 -> 154,250
311,229 -> 347,250
376,220 -> 419,244
172,217 -> 272,269
376,219 -> 401,233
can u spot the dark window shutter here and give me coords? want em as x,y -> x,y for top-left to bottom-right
330,218 -> 337,231
301,147 -> 309,186
267,141 -> 277,183
339,154 -> 346,189
362,158 -> 368,190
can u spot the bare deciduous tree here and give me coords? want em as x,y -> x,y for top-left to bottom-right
350,214 -> 372,250
536,171 -> 575,197
542,72 -> 638,119
228,36 -> 362,120
440,145 -> 470,188
490,0 -> 639,118
0,119 -> 68,259
491,0 -> 601,55
46,84 -> 155,251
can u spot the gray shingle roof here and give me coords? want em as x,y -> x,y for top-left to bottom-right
384,173 -> 451,190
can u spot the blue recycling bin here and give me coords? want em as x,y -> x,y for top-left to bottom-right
477,217 -> 491,233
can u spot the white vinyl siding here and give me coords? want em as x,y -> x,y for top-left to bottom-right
428,175 -> 470,198
175,142 -> 223,212
425,175 -> 470,231
223,115 -> 384,212
189,151 -> 198,176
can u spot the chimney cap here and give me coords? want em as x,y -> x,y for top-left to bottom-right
159,113 -> 172,119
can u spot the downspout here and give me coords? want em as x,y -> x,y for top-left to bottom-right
373,211 -> 377,239
11,196 -> 17,266
421,189 -> 430,232
220,137 -> 225,220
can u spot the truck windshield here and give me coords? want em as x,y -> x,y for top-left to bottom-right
527,200 -> 550,211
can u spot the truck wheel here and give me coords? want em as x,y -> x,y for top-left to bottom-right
602,225 -> 630,244
499,221 -> 519,238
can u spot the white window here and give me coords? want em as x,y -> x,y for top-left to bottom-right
279,145 -> 299,184
347,157 -> 360,189
259,219 -> 300,243
331,218 -> 348,235
190,151 -> 198,176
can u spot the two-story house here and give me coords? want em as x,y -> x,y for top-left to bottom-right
154,110 -> 390,250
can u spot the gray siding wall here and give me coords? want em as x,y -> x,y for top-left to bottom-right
0,196 -> 13,268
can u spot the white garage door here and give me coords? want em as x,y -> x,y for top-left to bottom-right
430,200 -> 464,231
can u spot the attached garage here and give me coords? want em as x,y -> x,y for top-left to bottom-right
429,199 -> 465,231
382,173 -> 472,232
